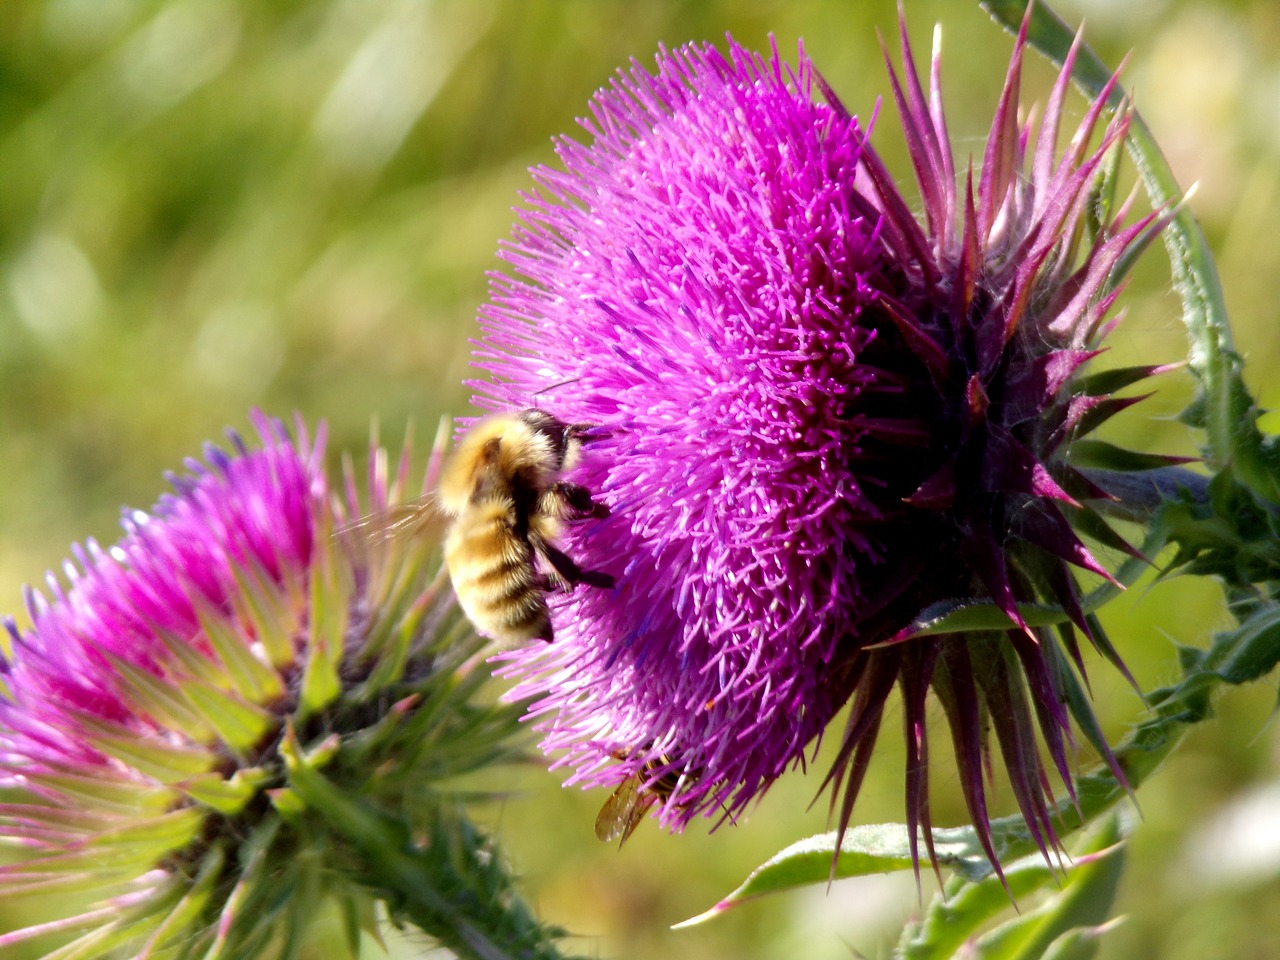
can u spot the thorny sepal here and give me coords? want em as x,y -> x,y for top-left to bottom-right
976,0 -> 1280,898
687,492 -> 1280,920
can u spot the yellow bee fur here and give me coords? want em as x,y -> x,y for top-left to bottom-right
440,409 -> 613,645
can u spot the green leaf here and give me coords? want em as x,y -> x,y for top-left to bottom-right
1038,922 -> 1122,960
1204,603 -> 1280,685
696,586 -> 1280,922
674,824 -> 980,928
900,864 -> 1058,960
687,817 -> 1129,943
899,597 -> 1069,638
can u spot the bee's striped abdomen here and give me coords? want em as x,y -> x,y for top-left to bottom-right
445,502 -> 551,643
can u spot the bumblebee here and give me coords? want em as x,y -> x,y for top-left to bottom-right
439,409 -> 613,645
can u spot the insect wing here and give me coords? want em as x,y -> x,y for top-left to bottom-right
338,493 -> 446,546
595,774 -> 656,845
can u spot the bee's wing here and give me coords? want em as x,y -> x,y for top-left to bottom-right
594,775 -> 655,845
337,493 -> 448,546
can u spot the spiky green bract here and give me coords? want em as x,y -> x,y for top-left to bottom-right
0,413 -> 557,960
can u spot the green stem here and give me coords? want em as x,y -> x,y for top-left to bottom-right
282,733 -> 578,960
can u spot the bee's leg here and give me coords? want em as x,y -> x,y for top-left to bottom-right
565,422 -> 612,444
527,530 -> 575,593
532,534 -> 615,590
540,481 -> 610,520
534,615 -> 554,642
535,569 -> 571,594
572,564 -> 616,589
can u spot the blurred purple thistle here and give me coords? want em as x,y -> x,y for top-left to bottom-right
476,14 -> 1171,875
0,413 -> 537,958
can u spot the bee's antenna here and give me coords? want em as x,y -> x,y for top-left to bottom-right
532,378 -> 581,397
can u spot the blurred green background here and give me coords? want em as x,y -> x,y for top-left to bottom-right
2,0 -> 1279,957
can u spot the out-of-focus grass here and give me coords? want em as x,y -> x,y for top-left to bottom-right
1,1 -> 1279,958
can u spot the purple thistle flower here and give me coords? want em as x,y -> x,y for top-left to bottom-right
0,413 -> 507,957
476,18 -> 1168,871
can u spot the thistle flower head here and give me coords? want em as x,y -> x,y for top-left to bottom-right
0,413 -> 509,957
477,19 -> 1167,869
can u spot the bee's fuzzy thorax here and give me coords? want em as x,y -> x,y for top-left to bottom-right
439,409 -> 612,647
438,411 -> 580,515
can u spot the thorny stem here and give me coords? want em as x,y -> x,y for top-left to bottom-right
282,732 -> 579,960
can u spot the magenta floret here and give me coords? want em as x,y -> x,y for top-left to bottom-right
482,40 -> 888,818
0,412 -> 317,776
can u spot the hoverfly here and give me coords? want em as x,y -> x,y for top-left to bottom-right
595,752 -> 690,845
